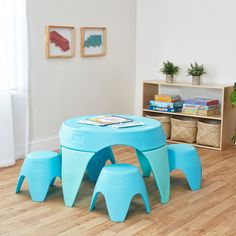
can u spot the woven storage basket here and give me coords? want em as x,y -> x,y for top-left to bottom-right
146,115 -> 171,139
196,120 -> 221,147
171,117 -> 197,143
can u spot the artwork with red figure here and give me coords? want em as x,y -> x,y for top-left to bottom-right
50,31 -> 70,51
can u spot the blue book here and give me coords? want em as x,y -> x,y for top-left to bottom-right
150,100 -> 183,109
149,105 -> 182,112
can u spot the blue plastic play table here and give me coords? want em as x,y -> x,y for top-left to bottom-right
59,115 -> 170,207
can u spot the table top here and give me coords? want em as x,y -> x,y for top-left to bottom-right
60,115 -> 166,152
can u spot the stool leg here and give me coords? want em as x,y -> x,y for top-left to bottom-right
105,194 -> 132,222
182,165 -> 202,191
89,191 -> 100,210
135,175 -> 151,213
62,148 -> 95,207
16,175 -> 25,193
107,147 -> 116,164
28,177 -> 51,202
87,147 -> 115,182
140,192 -> 151,214
142,146 -> 170,204
136,150 -> 152,177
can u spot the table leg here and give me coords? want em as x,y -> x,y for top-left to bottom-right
136,149 -> 152,177
87,146 -> 115,182
62,147 -> 95,207
106,146 -> 116,164
142,145 -> 170,204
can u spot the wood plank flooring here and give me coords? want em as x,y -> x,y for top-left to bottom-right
0,146 -> 236,236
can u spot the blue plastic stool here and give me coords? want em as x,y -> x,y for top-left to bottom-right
89,164 -> 151,222
167,144 -> 202,191
16,151 -> 61,202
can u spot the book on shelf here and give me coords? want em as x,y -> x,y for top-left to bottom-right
183,97 -> 219,106
149,105 -> 182,113
150,100 -> 183,109
182,107 -> 220,116
155,94 -> 181,103
183,104 -> 219,111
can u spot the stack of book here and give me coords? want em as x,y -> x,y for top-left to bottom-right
149,94 -> 183,112
182,98 -> 220,116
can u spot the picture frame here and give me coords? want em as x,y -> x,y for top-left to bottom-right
80,27 -> 106,57
45,25 -> 75,58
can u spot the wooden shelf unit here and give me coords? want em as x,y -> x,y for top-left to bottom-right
143,80 -> 236,150
143,109 -> 222,121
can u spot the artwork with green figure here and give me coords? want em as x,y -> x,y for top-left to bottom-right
84,35 -> 102,48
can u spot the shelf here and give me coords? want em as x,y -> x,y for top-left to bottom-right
143,109 -> 222,120
167,139 -> 221,151
144,80 -> 232,89
143,80 -> 236,150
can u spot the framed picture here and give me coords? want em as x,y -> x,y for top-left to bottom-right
45,25 -> 75,58
80,27 -> 106,57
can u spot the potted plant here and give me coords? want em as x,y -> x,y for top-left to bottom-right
160,61 -> 180,83
230,82 -> 236,142
187,62 -> 206,85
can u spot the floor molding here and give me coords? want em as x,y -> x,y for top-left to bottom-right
15,135 -> 59,159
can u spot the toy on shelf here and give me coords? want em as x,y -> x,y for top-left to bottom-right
149,94 -> 183,112
182,98 -> 220,116
184,97 -> 219,106
154,94 -> 181,103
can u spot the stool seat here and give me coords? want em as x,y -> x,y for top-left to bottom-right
90,164 -> 151,222
102,164 -> 138,174
26,151 -> 58,159
168,143 -> 195,153
16,151 -> 61,202
167,144 -> 202,191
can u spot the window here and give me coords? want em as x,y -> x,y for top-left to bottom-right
1,0 -> 27,91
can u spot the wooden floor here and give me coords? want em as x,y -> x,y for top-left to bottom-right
1,146 -> 236,236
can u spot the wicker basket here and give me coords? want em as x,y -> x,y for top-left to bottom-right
196,120 -> 221,147
146,115 -> 171,139
171,117 -> 197,143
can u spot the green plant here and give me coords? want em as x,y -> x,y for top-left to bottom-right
187,62 -> 206,77
230,83 -> 236,142
230,82 -> 236,106
160,61 -> 180,76
232,132 -> 236,142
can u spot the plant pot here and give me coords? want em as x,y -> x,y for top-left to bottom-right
192,76 -> 201,85
166,74 -> 174,83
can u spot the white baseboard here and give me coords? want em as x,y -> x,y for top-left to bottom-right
15,144 -> 26,159
15,135 -> 59,160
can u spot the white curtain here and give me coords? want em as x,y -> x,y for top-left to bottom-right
0,0 -> 28,167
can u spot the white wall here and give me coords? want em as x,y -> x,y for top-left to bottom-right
136,0 -> 236,114
19,0 -> 236,152
26,0 -> 136,150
